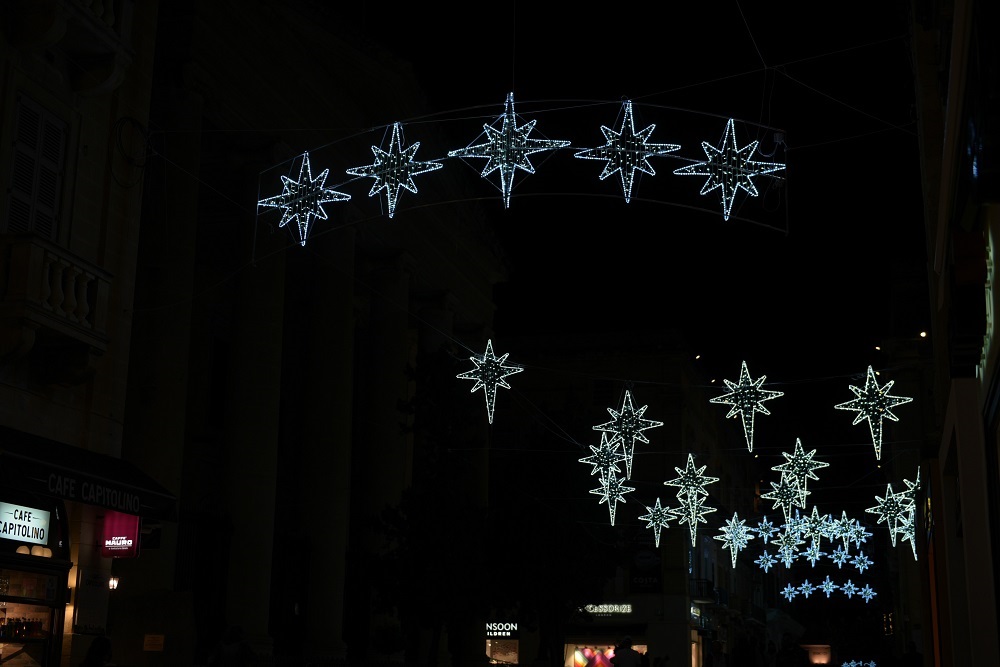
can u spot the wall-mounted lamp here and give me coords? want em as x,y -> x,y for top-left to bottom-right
108,576 -> 119,591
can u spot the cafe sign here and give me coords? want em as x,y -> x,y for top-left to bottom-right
0,502 -> 49,545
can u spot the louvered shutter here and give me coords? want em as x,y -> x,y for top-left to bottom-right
5,96 -> 65,240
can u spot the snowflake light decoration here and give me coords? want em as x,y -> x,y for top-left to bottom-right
639,497 -> 675,547
258,151 -> 351,247
456,339 -> 523,424
673,118 -> 785,220
709,360 -> 783,452
714,512 -> 755,568
448,92 -> 570,208
579,432 -> 628,478
594,390 -> 663,479
773,439 -> 829,506
835,365 -> 913,460
574,100 -> 680,203
345,122 -> 443,218
590,473 -> 635,526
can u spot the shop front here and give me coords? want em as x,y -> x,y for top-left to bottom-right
0,426 -> 176,666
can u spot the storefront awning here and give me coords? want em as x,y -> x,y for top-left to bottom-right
0,426 -> 177,521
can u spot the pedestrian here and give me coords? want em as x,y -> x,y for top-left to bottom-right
611,636 -> 643,667
79,635 -> 112,667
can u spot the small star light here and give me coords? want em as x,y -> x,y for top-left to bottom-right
773,439 -> 830,507
897,511 -> 918,561
574,100 -> 681,203
345,122 -> 443,218
859,584 -> 878,603
755,516 -> 779,544
639,497 -> 675,547
841,580 -> 859,599
590,473 -> 635,526
709,361 -> 784,452
803,541 -> 826,567
801,506 -> 831,544
833,510 -> 854,547
594,390 -> 664,479
714,512 -> 755,568
799,580 -> 817,598
761,473 -> 805,520
670,494 -> 718,547
866,483 -> 907,547
781,583 -> 799,602
847,520 -> 873,549
447,92 -> 570,208
835,365 -> 913,460
829,545 -> 851,569
820,575 -> 839,598
579,432 -> 628,478
852,552 -> 873,573
755,550 -> 777,572
258,151 -> 351,247
664,453 -> 720,500
673,118 -> 786,221
456,339 -> 523,424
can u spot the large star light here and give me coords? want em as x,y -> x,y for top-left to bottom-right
865,483 -> 908,547
346,122 -> 443,218
258,151 -> 351,246
579,432 -> 628,478
670,494 -> 718,547
773,439 -> 829,506
456,339 -> 523,424
714,512 -> 755,568
590,473 -> 635,526
448,92 -> 570,208
673,118 -> 785,220
638,497 -> 675,547
574,100 -> 680,203
664,453 -> 720,499
835,366 -> 913,460
594,390 -> 663,479
761,473 -> 805,520
710,361 -> 783,452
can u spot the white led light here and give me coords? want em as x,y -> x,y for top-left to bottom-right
638,497 -> 675,547
772,440 -> 829,508
456,339 -> 523,424
594,390 -> 663,479
579,432 -> 628,478
714,511 -> 755,568
710,361 -> 783,452
590,473 -> 635,526
835,366 -> 913,460
258,151 -> 351,246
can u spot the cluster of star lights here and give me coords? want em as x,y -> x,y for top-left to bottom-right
257,97 -> 786,245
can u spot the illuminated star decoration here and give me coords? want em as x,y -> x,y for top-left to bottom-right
448,92 -> 570,208
896,467 -> 921,560
709,361 -> 784,452
579,432 -> 628,478
820,575 -> 839,598
859,584 -> 877,603
574,100 -> 680,203
799,580 -> 817,598
590,473 -> 635,526
841,580 -> 859,599
670,493 -> 718,548
673,117 -> 785,220
258,151 -> 351,247
593,390 -> 664,479
345,122 -> 443,218
638,497 -> 675,547
456,339 -> 523,424
835,365 -> 913,460
714,512 -> 755,568
761,473 -> 806,522
865,483 -> 908,547
755,550 -> 777,572
755,516 -> 779,544
781,583 -> 799,601
773,439 -> 829,507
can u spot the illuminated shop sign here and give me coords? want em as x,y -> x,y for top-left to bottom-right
101,510 -> 141,558
486,622 -> 518,637
48,473 -> 141,514
583,603 -> 633,615
0,502 -> 50,545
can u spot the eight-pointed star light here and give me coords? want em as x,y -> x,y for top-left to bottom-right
710,360 -> 784,452
447,92 -> 570,208
257,151 -> 351,247
638,497 -> 675,547
835,365 -> 913,460
772,438 -> 829,506
456,339 -> 523,424
673,118 -> 785,220
593,390 -> 664,479
346,122 -> 443,218
574,100 -> 680,203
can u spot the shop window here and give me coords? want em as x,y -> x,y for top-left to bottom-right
5,95 -> 66,241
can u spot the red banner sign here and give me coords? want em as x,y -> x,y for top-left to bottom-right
101,510 -> 140,558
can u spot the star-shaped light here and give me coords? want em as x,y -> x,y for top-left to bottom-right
670,494 -> 717,547
594,390 -> 663,479
829,545 -> 851,568
852,552 -> 873,574
897,511 -> 918,561
820,575 -> 839,598
800,506 -> 831,544
803,541 -> 826,567
638,497 -> 675,547
866,483 -> 907,546
755,516 -> 779,544
574,100 -> 680,203
773,439 -> 829,506
346,122 -> 443,218
456,339 -> 523,424
899,467 -> 921,508
834,365 -> 913,460
847,520 -> 873,549
590,473 -> 635,526
258,151 -> 351,246
755,550 -> 777,572
664,453 -> 719,499
841,580 -> 859,599
673,118 -> 785,220
448,92 -> 570,208
859,583 -> 877,603
710,361 -> 783,452
714,512 -> 755,568
781,583 -> 799,602
799,580 -> 817,598
761,473 -> 804,520
832,510 -> 854,548
579,432 -> 628,478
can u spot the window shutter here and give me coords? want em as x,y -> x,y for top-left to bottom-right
5,96 -> 65,240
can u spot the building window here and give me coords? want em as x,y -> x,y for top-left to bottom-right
5,95 -> 66,240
